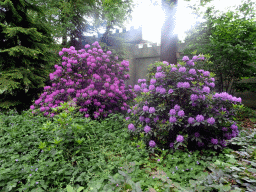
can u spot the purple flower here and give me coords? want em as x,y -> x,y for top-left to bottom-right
196,115 -> 204,122
128,124 -> 135,131
199,95 -> 206,100
177,82 -> 183,88
211,138 -> 218,145
149,140 -> 156,148
125,117 -> 130,120
169,109 -> 176,115
145,118 -> 150,123
163,61 -> 169,65
149,85 -> 155,90
174,104 -> 180,111
154,117 -> 159,123
100,90 -> 106,95
189,69 -> 197,75
192,56 -> 198,61
160,88 -> 166,94
139,116 -> 145,122
222,127 -> 228,131
155,86 -> 161,93
150,79 -> 156,84
182,56 -> 189,61
169,116 -> 177,123
149,107 -> 155,113
207,117 -> 215,125
157,66 -> 162,72
183,82 -> 190,88
144,125 -> 151,133
194,132 -> 200,138
202,86 -> 210,94
186,60 -> 195,66
93,74 -> 101,80
134,85 -> 140,92
171,67 -> 177,72
203,71 -> 210,76
209,82 -> 215,88
231,124 -> 238,130
141,83 -> 147,88
188,117 -> 195,124
179,67 -> 186,73
155,72 -> 165,79
224,133 -> 231,140
143,106 -> 149,112
190,94 -> 198,101
198,54 -> 205,60
220,139 -> 227,147
143,88 -> 149,92
170,142 -> 174,148
176,135 -> 184,142
168,89 -> 173,94
178,110 -> 185,117
232,130 -> 238,137
104,82 -> 109,87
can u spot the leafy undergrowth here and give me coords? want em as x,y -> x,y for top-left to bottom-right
0,105 -> 255,192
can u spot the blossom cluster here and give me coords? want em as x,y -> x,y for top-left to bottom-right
125,55 -> 242,152
30,41 -> 136,120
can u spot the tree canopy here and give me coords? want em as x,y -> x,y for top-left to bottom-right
181,0 -> 256,95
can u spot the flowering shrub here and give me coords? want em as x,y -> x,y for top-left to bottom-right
125,55 -> 243,154
29,41 -> 136,122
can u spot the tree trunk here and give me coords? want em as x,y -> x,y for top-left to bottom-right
100,20 -> 115,46
161,0 -> 178,65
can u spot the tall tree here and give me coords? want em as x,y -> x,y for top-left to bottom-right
64,1 -> 89,50
160,0 -> 214,65
160,0 -> 178,65
88,0 -> 136,60
25,0 -> 136,50
25,0 -> 137,73
0,0 -> 64,115
25,0 -> 97,48
181,0 -> 256,95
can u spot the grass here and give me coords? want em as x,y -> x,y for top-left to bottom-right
0,101 -> 256,192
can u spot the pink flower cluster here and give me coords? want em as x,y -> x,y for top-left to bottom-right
30,41 -> 136,120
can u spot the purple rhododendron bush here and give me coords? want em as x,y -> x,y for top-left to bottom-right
125,55 -> 243,154
29,41 -> 136,122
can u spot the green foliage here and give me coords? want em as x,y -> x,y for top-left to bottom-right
0,0 -> 64,115
0,105 -> 255,191
25,0 -> 96,44
181,0 -> 256,95
26,0 -> 136,52
98,35 -> 134,65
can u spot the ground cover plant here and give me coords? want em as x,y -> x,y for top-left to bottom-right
0,101 -> 255,192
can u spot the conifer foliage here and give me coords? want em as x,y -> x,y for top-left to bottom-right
0,0 -> 63,115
